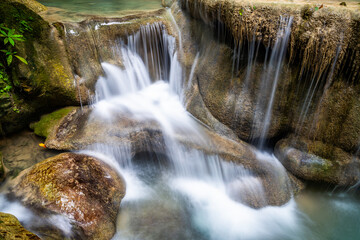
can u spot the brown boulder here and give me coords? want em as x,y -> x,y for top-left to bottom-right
275,135 -> 360,185
10,152 -> 126,240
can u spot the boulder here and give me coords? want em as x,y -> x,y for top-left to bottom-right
0,131 -> 58,178
10,152 -> 126,239
30,106 -> 77,138
0,212 -> 40,240
10,0 -> 47,13
275,135 -> 360,186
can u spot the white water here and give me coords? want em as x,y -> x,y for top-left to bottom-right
257,16 -> 293,148
0,22 -> 306,239
85,22 -> 306,239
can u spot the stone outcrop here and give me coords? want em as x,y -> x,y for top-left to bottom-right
0,212 -> 40,240
0,0 -> 173,135
10,152 -> 126,239
174,0 -> 360,168
275,135 -> 360,186
0,0 -> 79,134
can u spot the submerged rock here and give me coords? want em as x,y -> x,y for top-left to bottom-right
10,152 -> 126,240
0,212 -> 40,240
275,136 -> 360,186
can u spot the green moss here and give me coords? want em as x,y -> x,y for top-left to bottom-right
31,107 -> 76,138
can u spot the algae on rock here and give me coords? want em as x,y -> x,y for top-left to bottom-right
10,152 -> 126,240
30,106 -> 77,138
0,212 -> 40,240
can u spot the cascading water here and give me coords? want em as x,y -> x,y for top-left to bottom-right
254,16 -> 293,149
78,22 -> 307,240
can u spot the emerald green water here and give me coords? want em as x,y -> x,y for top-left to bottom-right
38,0 -> 163,22
39,0 -> 162,14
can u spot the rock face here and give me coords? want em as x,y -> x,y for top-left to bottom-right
176,0 -> 360,149
171,0 -> 360,186
275,136 -> 360,186
0,0 -> 79,134
0,212 -> 40,240
10,152 -> 126,240
0,0 -> 172,135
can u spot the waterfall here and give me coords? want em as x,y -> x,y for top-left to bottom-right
86,22 -> 303,239
256,16 -> 293,148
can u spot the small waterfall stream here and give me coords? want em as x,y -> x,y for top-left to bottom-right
83,23 -> 304,239
0,3 -> 359,239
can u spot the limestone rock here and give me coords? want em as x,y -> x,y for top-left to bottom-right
10,152 -> 126,240
275,136 -> 360,186
30,107 -> 77,138
0,212 -> 40,240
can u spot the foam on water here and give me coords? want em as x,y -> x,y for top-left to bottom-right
172,178 -> 304,240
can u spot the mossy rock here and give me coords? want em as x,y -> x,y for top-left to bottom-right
30,106 -> 77,138
0,212 -> 40,240
11,152 -> 126,239
275,136 -> 360,186
0,0 -> 78,135
9,0 -> 47,13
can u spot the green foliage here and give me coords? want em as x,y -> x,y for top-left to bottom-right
0,23 -> 28,114
0,23 -> 27,97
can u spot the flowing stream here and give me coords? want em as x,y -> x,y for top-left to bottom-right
0,5 -> 360,240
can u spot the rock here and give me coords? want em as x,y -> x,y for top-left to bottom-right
0,152 -> 5,183
299,81 -> 360,154
275,135 -> 360,186
178,0 -> 360,150
0,131 -> 58,178
0,212 -> 40,239
0,0 -> 79,134
10,152 -> 126,239
10,0 -> 47,13
30,106 -> 77,138
161,0 -> 174,8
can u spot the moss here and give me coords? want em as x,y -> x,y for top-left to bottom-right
301,4 -> 314,20
0,212 -> 40,239
30,107 -> 76,138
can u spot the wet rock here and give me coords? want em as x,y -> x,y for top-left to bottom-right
298,81 -> 360,154
0,0 -> 79,134
162,0 -> 174,8
178,0 -> 360,148
30,106 -> 77,138
0,131 -> 58,178
0,152 -> 5,183
0,212 -> 40,240
10,152 -> 126,240
275,136 -> 360,186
